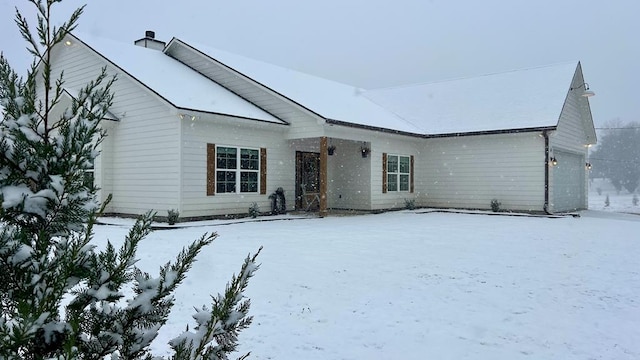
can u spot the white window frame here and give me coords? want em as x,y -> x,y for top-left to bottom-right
387,154 -> 411,192
215,146 -> 260,194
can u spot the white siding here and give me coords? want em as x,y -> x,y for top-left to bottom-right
370,134 -> 426,211
50,40 -> 181,216
180,115 -> 291,217
548,67 -> 592,212
422,133 -> 546,211
323,124 -> 426,211
94,121 -> 116,206
326,139 -> 372,210
552,150 -> 585,212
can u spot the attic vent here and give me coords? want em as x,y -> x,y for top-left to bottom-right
134,30 -> 165,50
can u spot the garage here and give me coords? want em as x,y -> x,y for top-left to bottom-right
552,150 -> 586,212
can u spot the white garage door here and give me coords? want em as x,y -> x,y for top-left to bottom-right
552,150 -> 585,212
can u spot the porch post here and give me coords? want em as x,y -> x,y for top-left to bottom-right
319,136 -> 328,217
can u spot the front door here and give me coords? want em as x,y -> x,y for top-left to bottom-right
296,151 -> 320,210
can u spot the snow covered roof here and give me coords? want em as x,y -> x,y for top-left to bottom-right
364,62 -> 579,135
69,34 -> 284,124
171,39 -> 423,134
70,33 -> 582,136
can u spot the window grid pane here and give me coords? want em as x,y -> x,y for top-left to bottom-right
216,171 -> 236,193
387,174 -> 398,192
241,149 -> 259,170
216,147 -> 237,169
387,155 -> 398,173
399,156 -> 410,173
240,171 -> 258,193
399,174 -> 409,191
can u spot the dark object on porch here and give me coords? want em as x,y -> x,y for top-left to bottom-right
270,187 -> 286,214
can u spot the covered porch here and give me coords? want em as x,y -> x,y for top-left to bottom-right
289,137 -> 373,216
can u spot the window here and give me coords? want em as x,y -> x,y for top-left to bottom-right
215,146 -> 259,193
385,154 -> 412,192
207,144 -> 266,195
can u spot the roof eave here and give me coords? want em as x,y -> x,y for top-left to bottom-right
425,126 -> 557,138
325,118 -> 424,138
175,106 -> 288,126
326,118 -> 556,139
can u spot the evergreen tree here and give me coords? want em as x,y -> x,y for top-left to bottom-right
0,1 -> 260,359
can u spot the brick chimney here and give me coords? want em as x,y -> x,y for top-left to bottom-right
134,30 -> 165,50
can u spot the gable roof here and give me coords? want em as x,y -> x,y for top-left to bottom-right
167,38 -> 423,134
68,34 -> 285,124
364,62 -> 579,135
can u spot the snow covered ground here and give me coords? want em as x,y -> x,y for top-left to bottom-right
589,178 -> 640,214
92,193 -> 640,360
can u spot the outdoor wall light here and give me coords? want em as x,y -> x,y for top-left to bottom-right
586,162 -> 592,170
550,157 -> 558,166
178,113 -> 197,121
570,82 -> 595,97
328,145 -> 336,156
361,144 -> 370,158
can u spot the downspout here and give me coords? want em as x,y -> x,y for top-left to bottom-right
543,130 -> 553,215
319,136 -> 328,217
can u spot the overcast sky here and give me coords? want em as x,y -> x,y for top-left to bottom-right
1,0 -> 638,127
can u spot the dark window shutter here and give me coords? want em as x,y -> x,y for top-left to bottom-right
207,144 -> 215,196
382,152 -> 388,193
260,148 -> 267,194
410,155 -> 414,193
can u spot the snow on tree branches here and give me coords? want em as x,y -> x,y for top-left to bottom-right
0,1 -> 260,359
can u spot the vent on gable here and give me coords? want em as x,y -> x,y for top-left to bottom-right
134,30 -> 165,50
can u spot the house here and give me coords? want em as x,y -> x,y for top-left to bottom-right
46,31 -> 596,219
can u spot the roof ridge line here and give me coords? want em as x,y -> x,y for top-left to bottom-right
367,60 -> 579,92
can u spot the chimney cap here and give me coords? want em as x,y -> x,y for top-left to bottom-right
145,30 -> 155,39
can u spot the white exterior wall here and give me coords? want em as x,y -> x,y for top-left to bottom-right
180,115 -> 290,217
326,139 -> 372,210
106,111 -> 180,216
323,125 -> 424,211
50,39 -> 181,216
423,132 -> 546,211
94,121 -> 116,206
548,66 -> 593,212
370,133 -> 426,211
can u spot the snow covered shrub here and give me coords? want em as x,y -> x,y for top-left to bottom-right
0,2 -> 260,358
404,198 -> 416,210
168,208 -> 180,225
490,199 -> 501,212
248,202 -> 260,218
